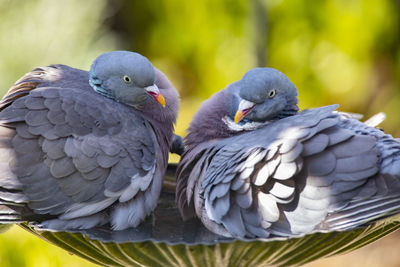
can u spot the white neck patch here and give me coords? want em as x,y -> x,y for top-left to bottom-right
222,115 -> 270,132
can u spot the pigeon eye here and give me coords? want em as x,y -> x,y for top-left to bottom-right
268,89 -> 276,98
123,75 -> 132,83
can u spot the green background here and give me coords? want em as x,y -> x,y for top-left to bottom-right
0,0 -> 399,266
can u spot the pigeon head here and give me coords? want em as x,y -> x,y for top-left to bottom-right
89,51 -> 165,108
232,68 -> 299,124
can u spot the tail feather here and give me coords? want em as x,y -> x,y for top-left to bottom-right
0,200 -> 47,223
364,112 -> 386,128
0,188 -> 28,203
321,195 -> 400,230
0,202 -> 24,222
0,189 -> 34,223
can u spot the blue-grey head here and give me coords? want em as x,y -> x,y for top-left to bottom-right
89,51 -> 165,108
232,68 -> 299,123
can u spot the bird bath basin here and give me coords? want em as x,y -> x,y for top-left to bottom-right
18,165 -> 400,267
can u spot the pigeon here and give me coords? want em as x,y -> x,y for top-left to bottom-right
0,51 -> 179,230
176,68 -> 400,238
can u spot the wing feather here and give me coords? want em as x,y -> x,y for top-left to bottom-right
178,105 -> 400,238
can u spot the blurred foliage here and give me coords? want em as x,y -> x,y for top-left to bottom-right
0,0 -> 400,266
267,0 -> 400,135
0,226 -> 96,267
104,0 -> 260,99
0,0 -> 118,92
1,0 -> 399,135
100,0 -> 400,135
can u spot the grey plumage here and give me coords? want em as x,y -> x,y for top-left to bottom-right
0,51 -> 179,230
177,68 -> 400,238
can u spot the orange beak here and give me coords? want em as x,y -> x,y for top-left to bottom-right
234,99 -> 256,123
234,110 -> 245,124
145,84 -> 166,107
152,92 -> 166,107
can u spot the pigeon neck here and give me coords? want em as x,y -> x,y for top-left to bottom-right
141,82 -> 179,154
185,90 -> 235,148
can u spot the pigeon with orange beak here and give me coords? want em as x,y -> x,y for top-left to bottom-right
177,68 -> 400,238
0,51 -> 179,230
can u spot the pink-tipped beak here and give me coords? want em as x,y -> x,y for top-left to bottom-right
145,84 -> 166,107
234,99 -> 256,123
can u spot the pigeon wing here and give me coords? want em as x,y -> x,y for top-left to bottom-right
0,69 -> 159,229
184,106 -> 389,238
